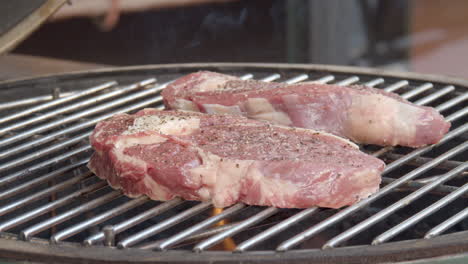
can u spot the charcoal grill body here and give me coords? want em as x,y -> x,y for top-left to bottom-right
0,63 -> 466,264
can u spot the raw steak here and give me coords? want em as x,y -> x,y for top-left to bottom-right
162,71 -> 450,147
88,109 -> 385,209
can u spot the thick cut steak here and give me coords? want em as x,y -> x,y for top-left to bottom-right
88,109 -> 385,209
162,71 -> 450,147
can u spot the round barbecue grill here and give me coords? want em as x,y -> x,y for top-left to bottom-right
0,63 -> 466,264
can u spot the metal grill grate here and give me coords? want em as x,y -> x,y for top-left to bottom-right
0,64 -> 466,262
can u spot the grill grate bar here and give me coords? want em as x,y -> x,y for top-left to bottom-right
384,80 -> 409,92
436,92 -> 468,112
139,222 -> 240,249
235,207 -> 320,252
21,190 -> 122,241
51,196 -> 149,243
373,180 -> 468,244
445,107 -> 468,122
84,198 -> 183,246
0,82 -> 117,125
0,159 -> 88,200
364,78 -> 384,87
240,74 -> 254,80
400,84 -> 440,104
0,92 -> 75,111
323,161 -> 468,248
425,205 -> 468,238
383,177 -> 465,198
276,125 -> 467,251
0,79 -> 153,139
284,74 -> 309,84
0,178 -> 104,232
0,145 -> 91,187
0,172 -> 93,217
312,75 -> 335,84
413,86 -> 455,105
194,207 -> 280,252
416,170 -> 466,184
118,202 -> 212,248
260,73 -> 281,82
383,153 -> 462,171
335,76 -> 359,86
400,83 -> 433,99
149,203 -> 246,251
334,77 -> 358,86
0,133 -> 90,173
248,74 -> 277,82
0,79 -> 157,148
185,223 -> 240,242
393,83 -> 435,105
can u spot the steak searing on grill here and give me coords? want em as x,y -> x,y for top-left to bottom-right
88,109 -> 385,209
162,71 -> 451,147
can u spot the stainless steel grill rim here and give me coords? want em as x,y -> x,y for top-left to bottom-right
0,63 -> 466,264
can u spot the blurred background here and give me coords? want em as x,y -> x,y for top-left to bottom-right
1,0 -> 468,80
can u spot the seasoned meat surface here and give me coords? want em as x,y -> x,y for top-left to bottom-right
88,109 -> 384,209
162,71 -> 450,147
